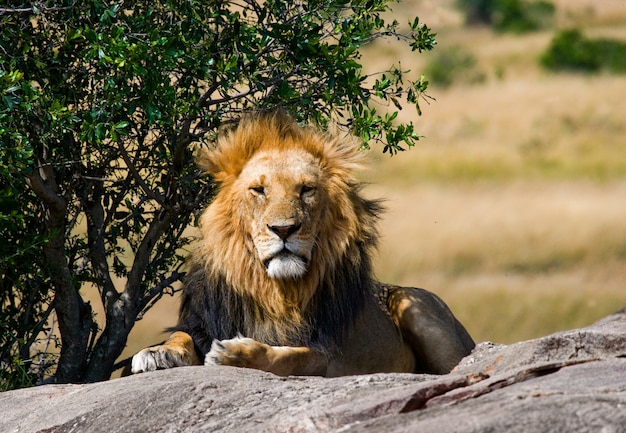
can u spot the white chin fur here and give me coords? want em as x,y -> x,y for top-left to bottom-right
266,255 -> 307,279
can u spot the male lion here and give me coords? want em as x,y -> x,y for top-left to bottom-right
131,111 -> 474,377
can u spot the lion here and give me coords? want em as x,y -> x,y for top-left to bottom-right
131,111 -> 475,377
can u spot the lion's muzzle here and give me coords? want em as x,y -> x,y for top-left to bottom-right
264,248 -> 309,280
267,223 -> 301,240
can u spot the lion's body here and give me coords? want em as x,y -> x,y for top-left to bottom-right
131,111 -> 475,377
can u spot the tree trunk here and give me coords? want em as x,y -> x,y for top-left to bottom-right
28,166 -> 94,383
83,294 -> 134,382
83,207 -> 174,382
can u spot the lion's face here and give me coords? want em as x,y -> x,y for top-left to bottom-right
195,112 -> 377,307
236,148 -> 325,280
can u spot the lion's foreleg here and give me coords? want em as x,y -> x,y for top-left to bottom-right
205,336 -> 328,376
388,287 -> 475,374
131,331 -> 201,373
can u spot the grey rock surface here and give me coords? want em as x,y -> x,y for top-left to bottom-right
2,310 -> 625,433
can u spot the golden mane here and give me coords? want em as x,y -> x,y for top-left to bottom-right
177,112 -> 382,352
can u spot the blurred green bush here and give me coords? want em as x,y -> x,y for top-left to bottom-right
541,29 -> 626,73
457,0 -> 554,33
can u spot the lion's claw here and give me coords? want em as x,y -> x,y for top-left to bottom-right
131,347 -> 177,373
205,336 -> 268,368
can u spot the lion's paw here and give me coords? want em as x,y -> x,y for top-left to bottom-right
205,336 -> 270,369
131,346 -> 187,374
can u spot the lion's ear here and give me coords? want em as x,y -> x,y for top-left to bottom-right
195,146 -> 222,178
195,117 -> 264,182
321,133 -> 365,181
195,145 -> 240,185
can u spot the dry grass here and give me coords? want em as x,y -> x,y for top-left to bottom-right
367,75 -> 626,183
367,181 -> 626,343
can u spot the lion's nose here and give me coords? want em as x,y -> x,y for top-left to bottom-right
268,223 -> 301,240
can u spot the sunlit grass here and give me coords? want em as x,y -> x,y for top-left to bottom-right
451,284 -> 626,344
368,147 -> 626,184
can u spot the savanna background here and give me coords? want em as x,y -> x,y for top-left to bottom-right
118,0 -> 626,366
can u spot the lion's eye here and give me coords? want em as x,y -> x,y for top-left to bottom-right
301,185 -> 316,196
250,186 -> 265,195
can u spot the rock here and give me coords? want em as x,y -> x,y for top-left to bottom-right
1,310 -> 625,433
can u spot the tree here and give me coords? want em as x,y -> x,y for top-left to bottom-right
0,0 -> 435,386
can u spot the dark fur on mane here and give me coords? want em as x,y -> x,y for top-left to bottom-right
172,194 -> 383,357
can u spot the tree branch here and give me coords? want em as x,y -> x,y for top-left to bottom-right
116,140 -> 166,205
83,180 -> 119,306
137,270 -> 183,319
25,165 -> 65,215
